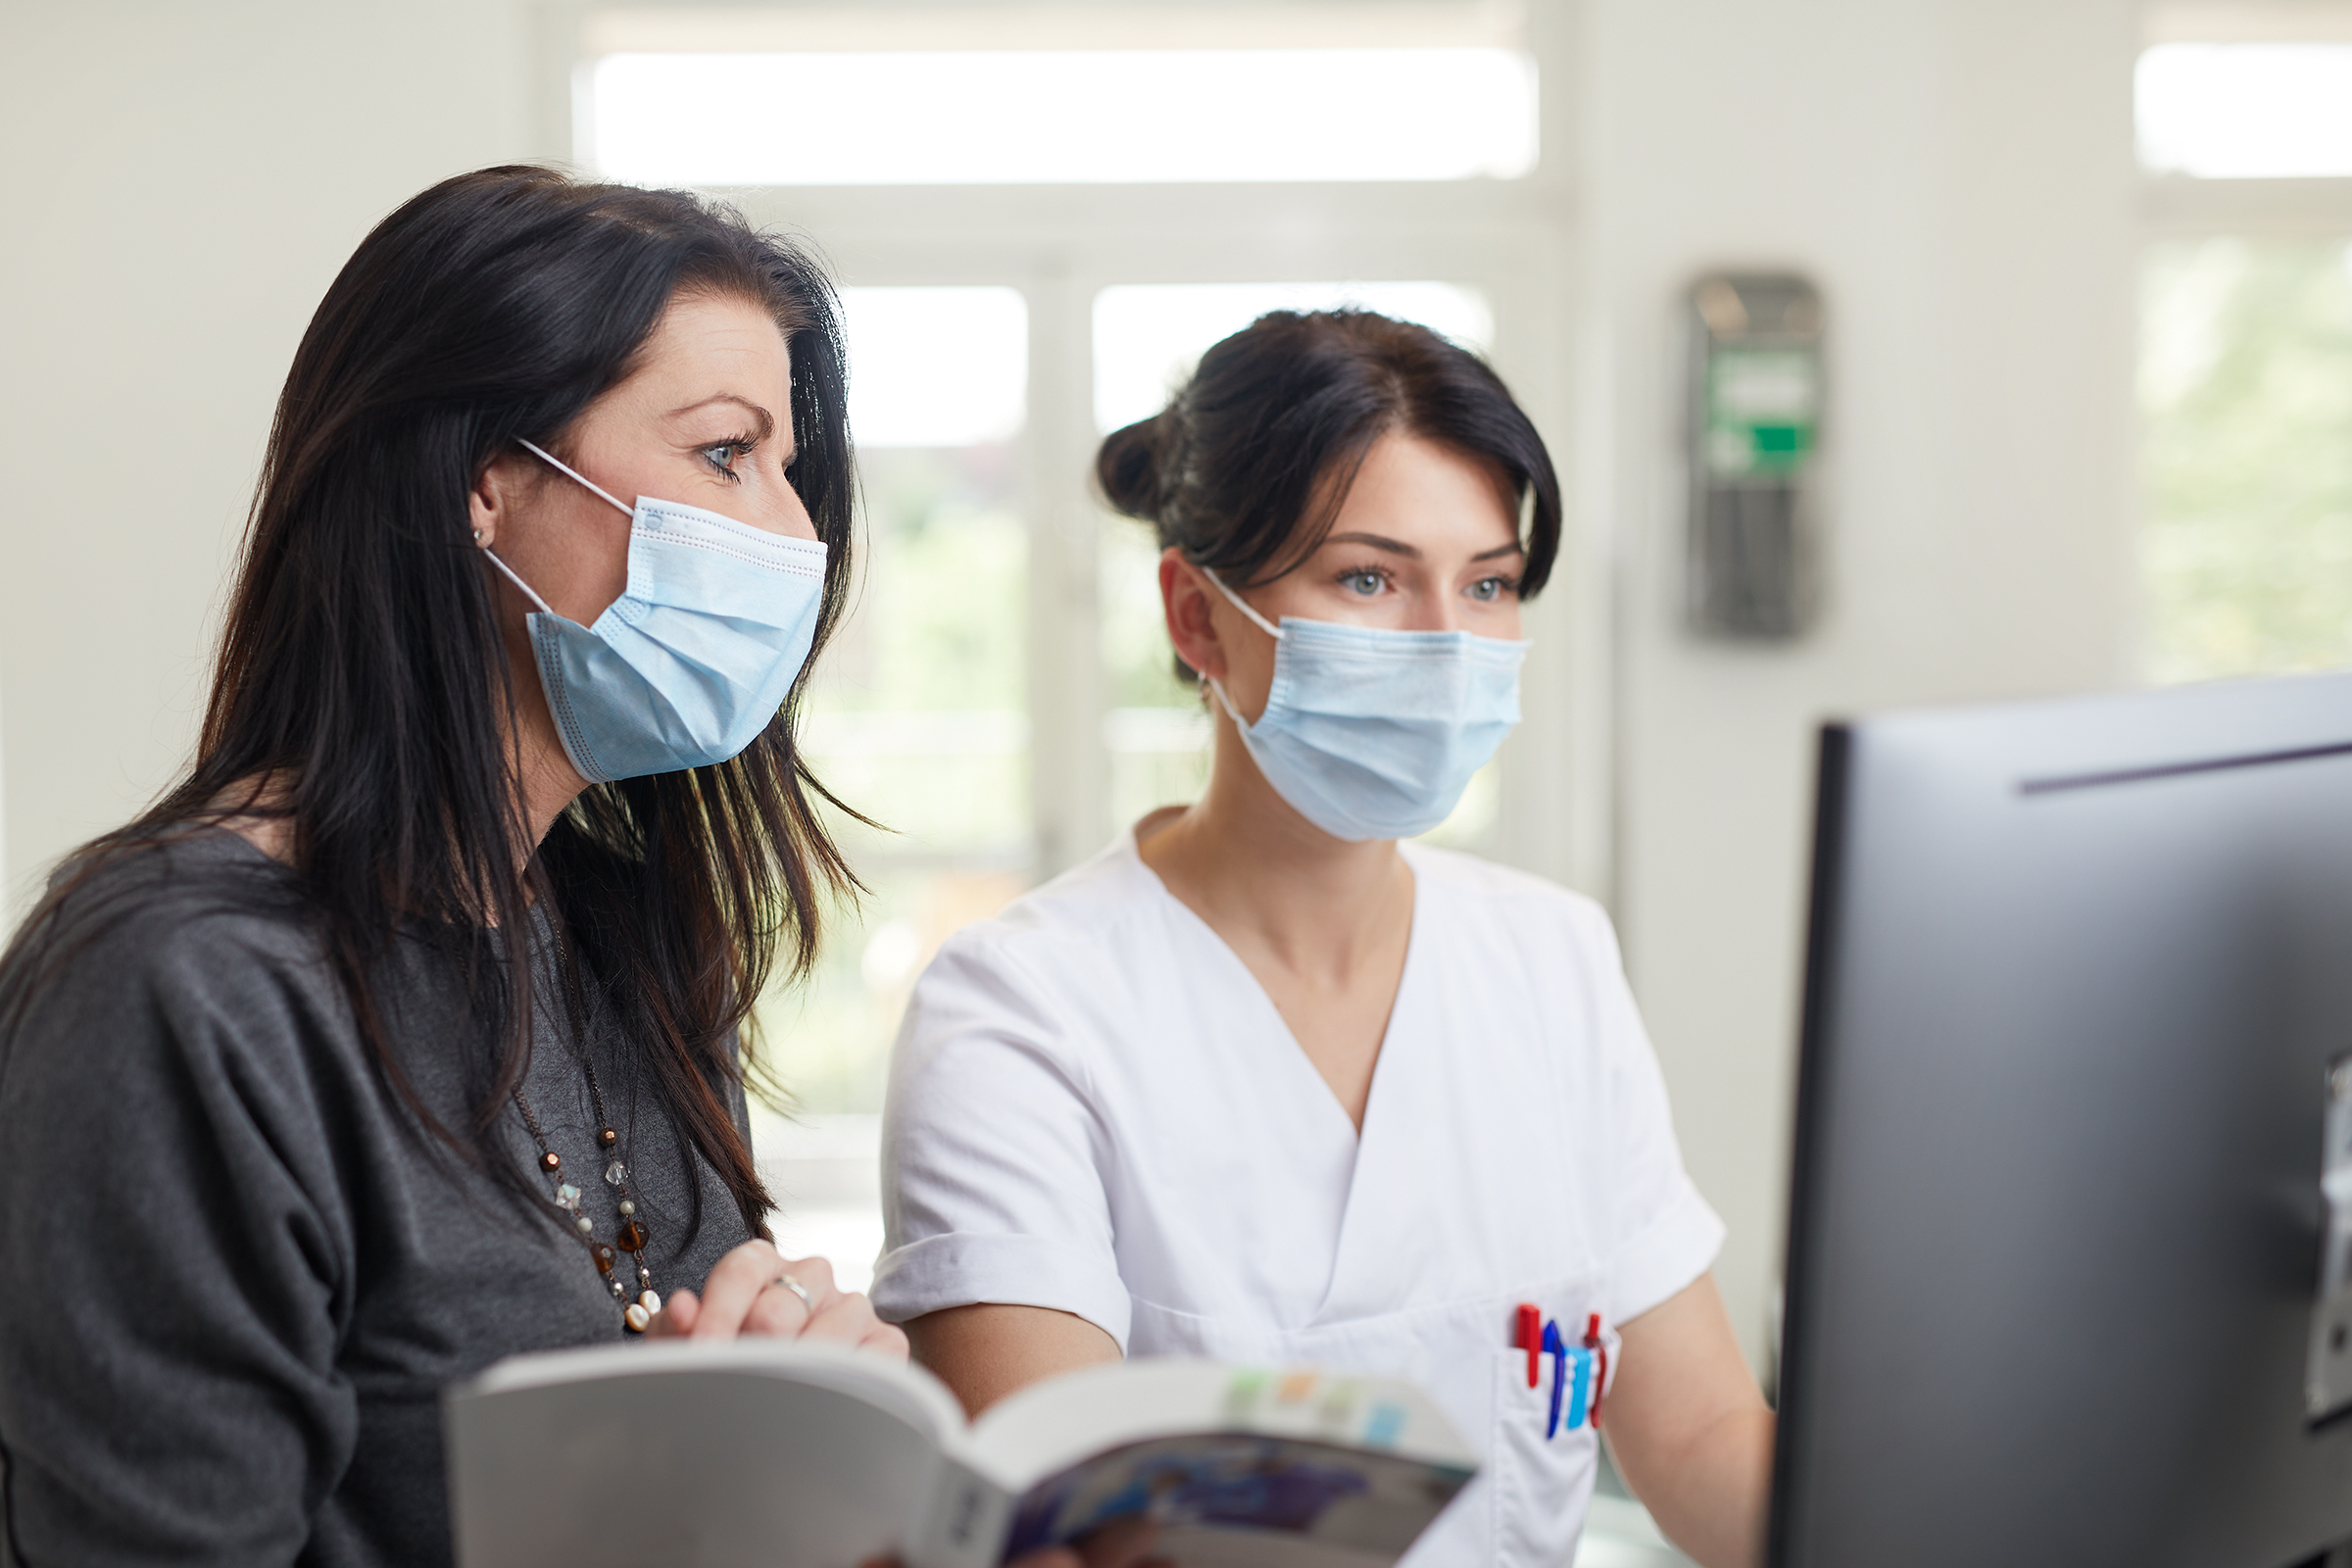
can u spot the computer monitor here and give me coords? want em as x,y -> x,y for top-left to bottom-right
1772,674 -> 2352,1568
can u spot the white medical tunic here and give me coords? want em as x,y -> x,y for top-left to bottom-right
872,830 -> 1724,1568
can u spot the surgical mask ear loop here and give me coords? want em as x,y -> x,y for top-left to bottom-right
482,548 -> 555,615
518,438 -> 634,518
1199,565 -> 1285,641
481,438 -> 638,616
1196,565 -> 1283,734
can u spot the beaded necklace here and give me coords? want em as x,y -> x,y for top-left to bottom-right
513,1053 -> 661,1332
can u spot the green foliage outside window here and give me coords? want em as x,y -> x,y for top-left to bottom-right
2143,239 -> 2352,683
758,445 -> 1030,1115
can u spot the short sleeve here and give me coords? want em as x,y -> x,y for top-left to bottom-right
871,933 -> 1135,1348
1574,903 -> 1728,1327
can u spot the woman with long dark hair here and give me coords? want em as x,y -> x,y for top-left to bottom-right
877,311 -> 1775,1568
0,166 -> 913,1565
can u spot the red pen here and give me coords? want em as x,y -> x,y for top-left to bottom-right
1514,1303 -> 1542,1388
1584,1313 -> 1608,1428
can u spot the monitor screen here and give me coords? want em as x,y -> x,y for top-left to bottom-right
1775,674 -> 2352,1568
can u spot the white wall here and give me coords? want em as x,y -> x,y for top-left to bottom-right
0,0 -> 539,916
1578,0 -> 2140,1368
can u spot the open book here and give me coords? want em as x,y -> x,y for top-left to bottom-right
446,1341 -> 1478,1568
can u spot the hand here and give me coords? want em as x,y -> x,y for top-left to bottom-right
648,1240 -> 907,1357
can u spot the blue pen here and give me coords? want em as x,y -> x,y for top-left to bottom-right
1565,1339 -> 1594,1430
1542,1318 -> 1567,1437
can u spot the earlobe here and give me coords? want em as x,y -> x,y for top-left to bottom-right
463,481 -> 496,555
467,460 -> 507,550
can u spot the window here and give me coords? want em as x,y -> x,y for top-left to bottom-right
2136,44 -> 2352,179
2134,20 -> 2352,685
2141,240 -> 2352,681
588,48 -> 1537,186
755,287 -> 1030,1281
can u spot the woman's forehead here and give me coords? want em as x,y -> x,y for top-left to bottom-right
638,294 -> 791,382
1315,434 -> 1521,553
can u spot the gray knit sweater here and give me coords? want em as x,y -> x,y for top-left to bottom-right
0,830 -> 757,1566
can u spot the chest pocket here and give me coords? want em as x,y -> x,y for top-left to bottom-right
1489,1346 -> 1593,1567
1487,1298 -> 1618,1568
1130,1287 -> 1619,1568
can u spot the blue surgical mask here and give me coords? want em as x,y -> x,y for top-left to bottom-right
1201,567 -> 1528,843
482,441 -> 827,783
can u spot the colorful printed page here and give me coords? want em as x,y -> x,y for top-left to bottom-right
966,1363 -> 1478,1566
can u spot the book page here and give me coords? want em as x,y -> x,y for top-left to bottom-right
999,1432 -> 1474,1566
448,1340 -> 969,1568
968,1361 -> 1476,1485
965,1362 -> 1477,1567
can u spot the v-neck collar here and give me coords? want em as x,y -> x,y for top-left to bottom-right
1119,829 -> 1431,1320
1121,828 -> 1420,1136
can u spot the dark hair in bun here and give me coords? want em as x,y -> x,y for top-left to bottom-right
1094,309 -> 1561,606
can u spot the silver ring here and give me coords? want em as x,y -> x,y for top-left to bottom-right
773,1273 -> 816,1311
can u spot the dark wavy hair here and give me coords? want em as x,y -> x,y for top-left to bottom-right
2,166 -> 861,1239
1096,309 -> 1561,676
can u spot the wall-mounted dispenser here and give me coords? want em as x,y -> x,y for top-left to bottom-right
1686,272 -> 1824,639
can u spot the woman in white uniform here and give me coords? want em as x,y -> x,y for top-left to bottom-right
872,310 -> 1773,1567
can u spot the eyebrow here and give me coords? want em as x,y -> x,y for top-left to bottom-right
1324,529 -> 1526,563
671,393 -> 779,443
670,393 -> 802,468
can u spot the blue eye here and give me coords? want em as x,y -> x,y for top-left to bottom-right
703,437 -> 761,478
1343,570 -> 1385,596
1468,578 -> 1500,602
